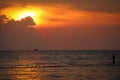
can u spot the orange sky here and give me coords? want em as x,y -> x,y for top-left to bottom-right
1,5 -> 120,28
0,0 -> 120,50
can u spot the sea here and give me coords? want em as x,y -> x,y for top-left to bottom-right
0,50 -> 120,80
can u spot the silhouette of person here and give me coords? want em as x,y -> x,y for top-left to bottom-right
112,53 -> 116,64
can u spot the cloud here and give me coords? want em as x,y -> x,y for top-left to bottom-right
0,15 -> 42,50
73,0 -> 120,13
45,18 -> 69,22
0,15 -> 120,50
0,0 -> 120,13
0,3 -> 12,9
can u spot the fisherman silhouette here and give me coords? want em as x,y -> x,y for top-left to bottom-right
112,53 -> 116,64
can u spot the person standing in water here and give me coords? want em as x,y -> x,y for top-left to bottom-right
112,53 -> 116,64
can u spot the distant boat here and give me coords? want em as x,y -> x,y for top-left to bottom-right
34,49 -> 39,51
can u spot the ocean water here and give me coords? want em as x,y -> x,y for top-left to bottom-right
0,50 -> 120,80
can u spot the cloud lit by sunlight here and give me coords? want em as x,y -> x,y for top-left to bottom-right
1,6 -> 45,25
16,12 -> 35,20
1,5 -> 120,28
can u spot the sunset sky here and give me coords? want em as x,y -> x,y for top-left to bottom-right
0,0 -> 120,50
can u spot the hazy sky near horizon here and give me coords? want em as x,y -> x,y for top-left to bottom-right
0,0 -> 120,50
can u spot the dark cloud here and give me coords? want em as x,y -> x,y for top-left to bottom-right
45,18 -> 69,22
0,3 -> 12,9
73,0 -> 120,13
0,15 -> 42,50
0,0 -> 120,13
0,15 -> 120,50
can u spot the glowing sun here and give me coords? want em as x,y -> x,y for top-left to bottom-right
16,12 -> 35,20
1,6 -> 46,25
15,10 -> 39,24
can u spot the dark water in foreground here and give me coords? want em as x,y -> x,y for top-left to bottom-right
0,50 -> 120,80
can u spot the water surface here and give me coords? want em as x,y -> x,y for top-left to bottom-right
0,50 -> 120,80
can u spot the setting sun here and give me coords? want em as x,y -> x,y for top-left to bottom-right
16,12 -> 35,20
1,6 -> 46,25
14,9 -> 41,25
